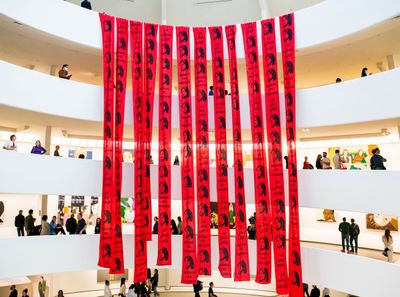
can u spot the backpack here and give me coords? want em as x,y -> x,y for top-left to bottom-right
353,224 -> 360,236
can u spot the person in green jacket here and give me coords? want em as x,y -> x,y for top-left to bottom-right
38,276 -> 46,297
338,217 -> 350,253
25,209 -> 35,236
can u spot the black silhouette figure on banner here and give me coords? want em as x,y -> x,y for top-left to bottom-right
160,164 -> 168,178
115,224 -> 122,238
237,176 -> 243,189
286,93 -> 293,106
162,58 -> 170,70
234,129 -> 241,141
263,21 -> 273,34
183,144 -> 193,157
162,74 -> 170,86
184,176 -> 192,188
196,62 -> 206,74
291,271 -> 300,287
162,44 -> 170,55
199,186 -> 209,199
200,250 -> 210,263
184,209 -> 194,222
161,101 -> 169,114
292,251 -> 301,265
236,160 -> 243,171
275,217 -> 286,231
215,71 -> 224,83
159,181 -> 168,194
198,169 -> 208,182
160,148 -> 169,161
258,268 -> 269,282
270,131 -> 281,144
136,240 -> 145,255
181,87 -> 190,98
146,25 -> 156,36
160,116 -> 169,129
136,159 -> 142,170
117,65 -> 124,77
134,67 -> 141,79
219,213 -> 229,227
248,51 -> 257,65
111,257 -> 122,273
178,30 -> 188,42
253,116 -> 262,128
237,192 -> 244,205
220,248 -> 229,261
105,110 -> 111,122
106,66 -> 112,80
133,53 -> 141,64
276,235 -> 286,248
231,83 -> 239,95
180,59 -> 189,71
258,200 -> 268,214
257,182 -> 267,196
285,61 -> 294,75
182,102 -> 191,115
283,29 -> 293,42
103,20 -> 112,32
216,87 -> 225,99
238,210 -> 245,222
198,120 -> 207,132
105,125 -> 112,137
237,261 -> 248,275
282,14 -> 293,27
217,117 -> 226,129
102,244 -> 111,258
246,36 -> 256,48
267,69 -> 277,82
287,127 -> 294,141
274,199 -> 285,214
184,256 -> 195,269
184,225 -> 194,238
218,164 -> 228,177
104,210 -> 112,224
290,163 -> 297,177
196,47 -> 205,59
255,132 -> 263,144
146,68 -> 153,80
199,203 -> 209,216
146,39 -> 155,51
160,212 -> 169,226
251,80 -> 260,93
105,52 -> 112,64
232,97 -> 240,110
200,267 -> 210,275
266,53 -> 276,66
197,90 -> 207,102
183,129 -> 192,142
256,165 -> 265,178
159,247 -> 169,261
270,114 -> 280,128
214,57 -> 223,69
286,110 -> 293,123
116,80 -> 123,93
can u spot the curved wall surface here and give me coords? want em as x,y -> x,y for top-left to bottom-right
0,235 -> 399,297
1,151 -> 399,217
1,0 -> 399,56
2,61 -> 400,130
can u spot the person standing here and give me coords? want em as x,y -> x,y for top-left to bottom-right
315,154 -> 323,169
25,209 -> 35,236
104,280 -> 112,297
333,149 -> 343,169
208,282 -> 217,297
57,290 -> 64,297
361,67 -> 368,77
152,269 -> 159,297
38,276 -> 46,297
54,145 -> 62,157
9,285 -> 18,297
3,134 -> 17,151
40,215 -> 50,235
153,216 -> 158,234
119,278 -> 127,297
322,287 -> 330,297
321,152 -> 331,169
127,284 -> 136,297
50,216 -> 66,235
173,156 -> 180,165
171,219 -> 179,235
371,148 -> 386,170
58,64 -> 72,80
15,210 -> 25,236
338,217 -> 350,253
31,140 -> 46,155
76,212 -> 87,235
177,216 -> 183,234
310,285 -> 320,297
193,280 -> 203,297
382,229 -> 394,262
22,288 -> 29,297
303,283 -> 310,297
95,217 -> 101,234
66,213 -> 77,235
247,218 -> 256,240
303,156 -> 314,169
349,218 -> 360,254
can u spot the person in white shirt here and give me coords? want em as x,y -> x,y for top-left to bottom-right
323,287 -> 330,297
104,280 -> 112,297
321,152 -> 331,169
332,149 -> 343,169
119,278 -> 126,297
3,134 -> 17,151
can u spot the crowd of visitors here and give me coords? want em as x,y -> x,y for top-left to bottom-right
152,216 -> 182,235
338,217 -> 361,254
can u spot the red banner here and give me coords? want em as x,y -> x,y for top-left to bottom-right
193,27 -> 211,276
176,26 -> 198,284
157,25 -> 173,266
99,13 -> 115,269
279,13 -> 303,297
225,25 -> 250,282
241,22 -> 272,284
108,17 -> 128,275
208,26 -> 231,278
143,23 -> 158,241
130,21 -> 148,282
261,19 -> 289,292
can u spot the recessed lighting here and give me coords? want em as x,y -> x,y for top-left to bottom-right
302,128 -> 310,132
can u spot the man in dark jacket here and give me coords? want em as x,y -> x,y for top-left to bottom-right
151,269 -> 159,297
9,285 -> 18,297
66,213 -> 77,235
370,148 -> 386,170
193,280 -> 203,297
310,285 -> 320,297
81,0 -> 92,10
25,209 -> 35,236
15,210 -> 25,236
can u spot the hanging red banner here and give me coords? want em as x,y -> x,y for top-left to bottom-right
193,27 -> 212,276
225,25 -> 250,282
176,26 -> 198,284
108,17 -> 128,275
241,22 -> 272,284
279,13 -> 303,297
143,23 -> 158,241
130,20 -> 148,282
261,18 -> 289,293
157,25 -> 173,266
208,26 -> 231,278
99,13 -> 115,270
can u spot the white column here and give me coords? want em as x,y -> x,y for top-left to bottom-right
258,0 -> 271,19
161,0 -> 167,25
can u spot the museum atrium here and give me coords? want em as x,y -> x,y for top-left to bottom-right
0,0 -> 400,296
